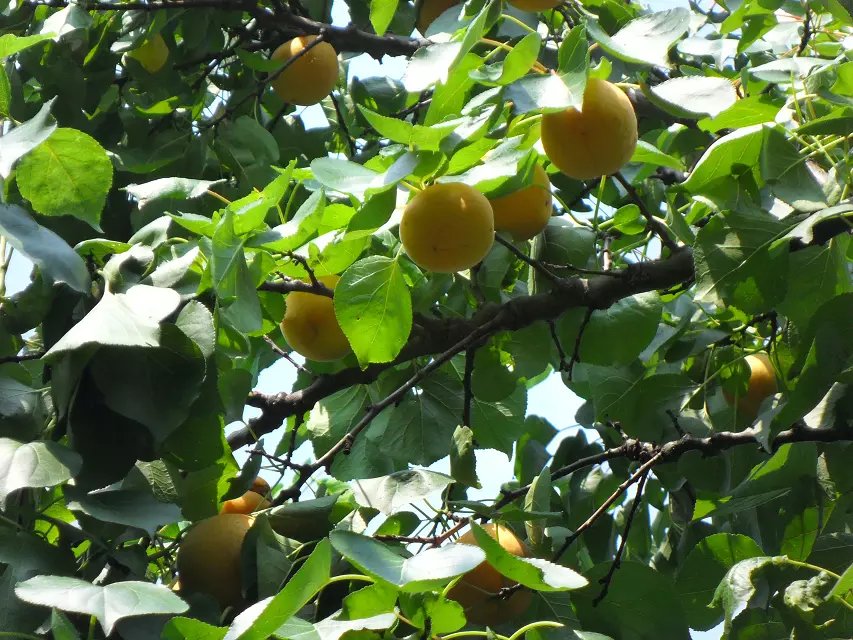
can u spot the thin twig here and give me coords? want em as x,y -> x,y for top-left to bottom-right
0,352 -> 44,365
553,451 -> 663,561
330,93 -> 356,157
493,234 -> 567,287
565,307 -> 593,380
263,335 -> 311,374
375,519 -> 467,546
593,469 -> 650,605
462,347 -> 476,427
548,320 -> 569,372
612,173 -> 679,254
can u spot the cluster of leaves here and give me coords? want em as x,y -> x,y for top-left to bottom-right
0,0 -> 851,638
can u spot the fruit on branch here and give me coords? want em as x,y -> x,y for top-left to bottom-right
280,275 -> 351,362
724,353 -> 778,418
127,34 -> 169,74
270,36 -> 339,106
417,0 -> 461,33
541,78 -> 638,180
177,513 -> 253,609
400,182 -> 495,273
509,0 -> 562,10
220,477 -> 272,515
488,163 -> 553,241
448,524 -> 533,625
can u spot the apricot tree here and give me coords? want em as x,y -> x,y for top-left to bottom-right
0,1 -> 851,639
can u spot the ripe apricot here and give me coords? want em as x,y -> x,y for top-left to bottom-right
417,0 -> 460,33
509,0 -> 561,10
541,78 -> 638,181
127,33 -> 169,74
400,182 -> 495,273
177,513 -> 253,609
220,490 -> 271,515
280,275 -> 351,362
250,477 -> 270,496
488,163 -> 553,241
724,353 -> 778,418
448,524 -> 533,626
270,36 -> 338,106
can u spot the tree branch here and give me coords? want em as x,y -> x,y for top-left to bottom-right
228,248 -> 696,449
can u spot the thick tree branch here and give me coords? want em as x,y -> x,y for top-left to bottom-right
248,6 -> 427,58
229,248 -> 696,449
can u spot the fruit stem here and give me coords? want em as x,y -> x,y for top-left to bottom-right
479,38 -> 548,74
507,621 -> 564,640
500,14 -> 537,34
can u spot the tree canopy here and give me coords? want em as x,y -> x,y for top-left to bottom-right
0,0 -> 851,638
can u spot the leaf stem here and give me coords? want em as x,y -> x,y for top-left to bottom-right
324,573 -> 375,585
508,621 -> 564,640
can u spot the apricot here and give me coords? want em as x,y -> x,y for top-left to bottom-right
177,513 -> 253,609
448,524 -> 533,626
488,163 -> 553,241
509,0 -> 561,10
250,477 -> 270,496
400,182 -> 495,273
220,491 -> 271,515
724,353 -> 778,418
270,36 -> 339,106
280,275 -> 351,362
127,33 -> 169,74
417,0 -> 460,33
541,78 -> 638,181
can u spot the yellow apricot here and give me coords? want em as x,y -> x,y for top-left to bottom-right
400,182 -> 495,273
509,0 -> 561,10
448,524 -> 533,626
270,36 -> 339,106
177,514 -> 253,609
541,78 -> 638,181
250,477 -> 270,496
127,33 -> 169,74
488,163 -> 553,241
280,275 -> 351,362
220,490 -> 272,515
417,0 -> 461,33
724,353 -> 778,418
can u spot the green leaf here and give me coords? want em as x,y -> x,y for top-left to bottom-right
760,127 -> 827,212
162,617 -> 227,640
574,561 -> 691,640
14,576 -> 188,635
311,154 -> 417,200
350,469 -> 453,515
16,128 -> 113,229
524,467 -> 551,549
468,522 -> 587,591
829,563 -> 853,599
369,0 -> 398,35
306,386 -> 399,481
711,556 -> 784,634
314,612 -> 397,640
611,204 -> 646,235
125,177 -> 224,208
630,140 -> 685,171
648,77 -> 738,118
335,256 -> 412,367
699,95 -> 782,133
749,58 -> 832,84
586,9 -> 690,68
0,99 -> 56,178
675,533 -> 765,631
44,285 -> 181,358
0,203 -> 89,292
89,326 -> 206,443
470,32 -> 541,86
224,538 -> 331,640
505,72 -> 584,113
450,425 -> 479,488
0,33 -> 53,59
66,488 -> 181,535
266,496 -> 350,542
693,210 -> 790,315
682,125 -> 763,196
0,438 -> 81,507
330,530 -> 485,591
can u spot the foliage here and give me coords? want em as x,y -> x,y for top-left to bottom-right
0,0 -> 851,638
